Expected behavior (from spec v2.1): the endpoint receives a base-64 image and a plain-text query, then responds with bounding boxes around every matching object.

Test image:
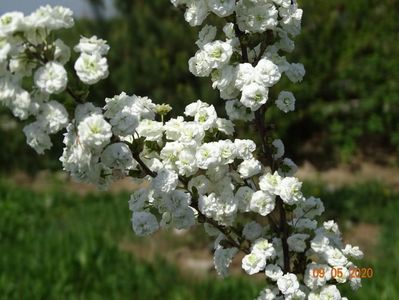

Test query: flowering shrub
[0,1,364,299]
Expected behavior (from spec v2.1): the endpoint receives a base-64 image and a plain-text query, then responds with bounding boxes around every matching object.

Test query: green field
[0,179,397,299]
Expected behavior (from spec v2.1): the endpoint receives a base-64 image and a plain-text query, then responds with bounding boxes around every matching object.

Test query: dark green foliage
[278,0,399,163]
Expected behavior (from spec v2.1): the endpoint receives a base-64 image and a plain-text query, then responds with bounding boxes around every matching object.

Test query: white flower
[236,2,278,33]
[323,220,341,235]
[128,188,148,212]
[172,206,196,229]
[0,38,11,62]
[23,122,52,154]
[179,122,205,145]
[53,39,71,65]
[277,273,299,295]
[152,168,179,194]
[273,0,292,8]
[235,186,255,213]
[164,116,184,140]
[218,140,237,164]
[214,247,238,277]
[292,218,317,231]
[101,142,135,170]
[176,147,198,176]
[0,74,18,105]
[278,176,305,205]
[240,83,269,111]
[75,103,102,123]
[287,233,309,252]
[286,63,305,83]
[9,55,37,78]
[235,63,254,90]
[259,171,282,194]
[311,233,330,254]
[216,118,235,136]
[272,139,284,159]
[194,105,218,130]
[279,157,298,176]
[9,89,33,120]
[325,247,348,267]
[34,61,67,94]
[184,99,209,117]
[319,285,342,300]
[26,5,74,31]
[189,50,212,77]
[207,0,235,17]
[184,0,209,26]
[265,264,283,281]
[196,25,217,48]
[279,5,303,37]
[242,221,262,241]
[255,58,281,87]
[342,244,364,260]
[77,114,112,150]
[74,35,110,55]
[0,12,24,37]
[250,190,276,216]
[238,158,262,178]
[223,22,235,39]
[252,238,275,258]
[242,252,266,275]
[162,189,188,211]
[137,119,164,141]
[131,211,159,236]
[212,64,237,93]
[285,290,306,300]
[234,139,256,160]
[198,192,237,224]
[196,142,221,169]
[242,239,275,275]
[74,53,109,84]
[104,92,151,136]
[37,100,69,133]
[203,40,233,69]
[236,59,281,91]
[112,110,140,137]
[294,196,325,219]
[256,288,279,300]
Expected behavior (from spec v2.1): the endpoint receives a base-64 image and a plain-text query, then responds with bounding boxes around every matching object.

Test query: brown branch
[232,17,292,273]
[233,14,248,63]
[132,153,157,178]
[277,197,291,273]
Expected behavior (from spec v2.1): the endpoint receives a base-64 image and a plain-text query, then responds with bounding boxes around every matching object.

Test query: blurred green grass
[0,179,398,299]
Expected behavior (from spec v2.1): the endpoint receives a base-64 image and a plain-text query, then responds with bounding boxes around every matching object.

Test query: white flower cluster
[0,6,74,153]
[0,6,109,154]
[176,0,305,114]
[74,35,109,84]
[1,3,363,300]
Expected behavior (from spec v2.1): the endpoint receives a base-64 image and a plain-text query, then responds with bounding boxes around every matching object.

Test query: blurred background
[0,0,398,299]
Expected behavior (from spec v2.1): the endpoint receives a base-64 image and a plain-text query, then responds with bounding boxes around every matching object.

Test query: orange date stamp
[312,267,374,279]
